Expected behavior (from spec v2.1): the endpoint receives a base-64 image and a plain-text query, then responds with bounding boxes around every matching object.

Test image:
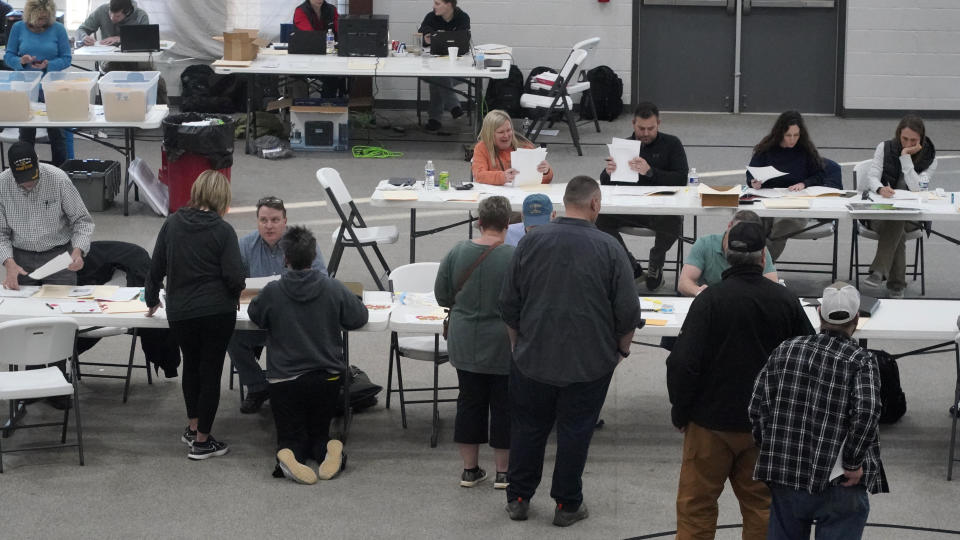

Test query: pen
[45,303,55,310]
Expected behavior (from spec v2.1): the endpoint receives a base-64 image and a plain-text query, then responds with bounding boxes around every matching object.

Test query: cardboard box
[698,184,741,207]
[221,29,268,61]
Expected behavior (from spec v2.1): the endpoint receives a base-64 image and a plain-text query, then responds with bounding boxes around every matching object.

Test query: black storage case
[337,14,389,57]
[61,159,121,212]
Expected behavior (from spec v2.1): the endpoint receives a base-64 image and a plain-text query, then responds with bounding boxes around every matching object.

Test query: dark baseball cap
[727,221,765,252]
[8,142,39,184]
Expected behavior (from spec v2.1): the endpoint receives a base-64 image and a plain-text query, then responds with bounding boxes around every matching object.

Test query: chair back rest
[571,37,600,74]
[316,168,354,216]
[852,159,872,191]
[0,317,78,369]
[389,262,440,293]
[557,49,588,89]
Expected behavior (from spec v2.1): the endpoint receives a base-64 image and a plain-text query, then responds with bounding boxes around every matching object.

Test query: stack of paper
[28,252,72,280]
[510,147,548,186]
[746,166,788,184]
[607,138,643,184]
[99,300,149,314]
[0,285,40,298]
[58,301,102,313]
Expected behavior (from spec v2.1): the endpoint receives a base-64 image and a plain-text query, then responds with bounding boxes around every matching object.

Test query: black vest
[880,136,935,188]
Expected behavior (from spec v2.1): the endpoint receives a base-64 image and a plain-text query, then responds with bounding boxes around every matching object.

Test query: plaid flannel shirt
[0,164,94,264]
[749,330,889,494]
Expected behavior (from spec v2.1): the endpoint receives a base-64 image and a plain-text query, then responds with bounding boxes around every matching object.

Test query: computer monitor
[337,14,389,58]
[430,30,470,56]
[120,24,160,53]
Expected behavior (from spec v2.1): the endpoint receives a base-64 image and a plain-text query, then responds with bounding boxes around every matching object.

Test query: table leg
[123,128,131,216]
[474,77,484,138]
[410,209,417,264]
[244,75,255,155]
[949,342,960,480]
[2,401,26,438]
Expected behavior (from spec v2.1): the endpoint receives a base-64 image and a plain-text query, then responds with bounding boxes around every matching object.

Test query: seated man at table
[76,0,167,103]
[597,102,688,291]
[229,195,328,414]
[248,226,368,484]
[419,0,470,132]
[678,210,778,297]
[505,193,555,247]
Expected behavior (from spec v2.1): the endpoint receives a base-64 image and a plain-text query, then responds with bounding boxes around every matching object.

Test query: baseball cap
[8,142,39,184]
[821,282,860,324]
[726,221,765,252]
[521,193,552,227]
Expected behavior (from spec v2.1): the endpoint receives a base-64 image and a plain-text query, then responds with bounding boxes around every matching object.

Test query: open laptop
[430,29,470,56]
[120,24,160,52]
[288,30,327,55]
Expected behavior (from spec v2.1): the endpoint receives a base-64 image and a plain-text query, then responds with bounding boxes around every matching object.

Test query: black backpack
[580,65,623,122]
[483,64,523,117]
[179,65,240,114]
[335,365,383,415]
[871,349,907,424]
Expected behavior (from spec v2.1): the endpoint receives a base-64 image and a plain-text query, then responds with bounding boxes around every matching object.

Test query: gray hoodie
[248,269,369,380]
[77,2,149,41]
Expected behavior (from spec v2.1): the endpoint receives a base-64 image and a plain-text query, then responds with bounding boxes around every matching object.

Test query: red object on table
[159,149,231,213]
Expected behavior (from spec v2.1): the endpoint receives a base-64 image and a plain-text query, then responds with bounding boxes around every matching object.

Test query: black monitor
[337,14,389,58]
[120,24,160,53]
[288,30,326,55]
[430,30,470,57]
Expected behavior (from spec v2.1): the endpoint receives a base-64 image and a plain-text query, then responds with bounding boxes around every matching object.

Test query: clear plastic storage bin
[41,71,99,122]
[98,71,161,122]
[0,71,43,122]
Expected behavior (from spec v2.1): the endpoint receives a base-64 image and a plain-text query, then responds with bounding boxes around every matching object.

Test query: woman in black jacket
[146,170,245,460]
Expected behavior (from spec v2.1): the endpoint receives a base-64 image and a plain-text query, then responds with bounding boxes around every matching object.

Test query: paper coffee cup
[448,46,459,61]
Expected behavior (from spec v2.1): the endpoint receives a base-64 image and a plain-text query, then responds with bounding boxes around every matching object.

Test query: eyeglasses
[256,196,285,210]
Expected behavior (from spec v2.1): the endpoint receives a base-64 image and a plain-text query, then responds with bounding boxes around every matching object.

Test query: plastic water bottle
[424,160,436,191]
[688,167,700,202]
[326,29,335,55]
[919,176,929,192]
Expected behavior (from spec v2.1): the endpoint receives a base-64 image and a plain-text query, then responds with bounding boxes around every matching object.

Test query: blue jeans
[768,484,869,540]
[427,77,462,121]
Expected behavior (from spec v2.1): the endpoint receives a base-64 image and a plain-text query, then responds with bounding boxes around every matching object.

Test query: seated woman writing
[472,110,553,186]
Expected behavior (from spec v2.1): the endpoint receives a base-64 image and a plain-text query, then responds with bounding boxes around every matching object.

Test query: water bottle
[688,167,700,202]
[918,176,929,192]
[326,29,335,55]
[424,160,436,191]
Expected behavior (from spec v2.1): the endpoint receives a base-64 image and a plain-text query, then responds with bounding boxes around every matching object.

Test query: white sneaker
[863,271,883,288]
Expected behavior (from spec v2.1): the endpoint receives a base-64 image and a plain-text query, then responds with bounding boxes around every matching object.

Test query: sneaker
[276,448,318,485]
[632,261,645,279]
[553,502,589,527]
[460,467,488,488]
[887,287,905,299]
[450,106,464,119]
[188,436,229,460]
[506,498,529,521]
[645,266,664,291]
[318,439,344,480]
[863,271,883,288]
[240,390,269,414]
[424,119,442,132]
[494,472,509,490]
[180,426,197,447]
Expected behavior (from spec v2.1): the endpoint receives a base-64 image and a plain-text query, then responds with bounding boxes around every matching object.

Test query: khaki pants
[865,220,920,291]
[676,422,770,540]
[762,217,810,261]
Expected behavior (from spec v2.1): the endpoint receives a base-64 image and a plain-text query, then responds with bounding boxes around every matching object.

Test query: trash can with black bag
[159,113,234,213]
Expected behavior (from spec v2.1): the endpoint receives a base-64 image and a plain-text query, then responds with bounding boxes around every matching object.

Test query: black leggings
[270,370,342,464]
[170,312,236,434]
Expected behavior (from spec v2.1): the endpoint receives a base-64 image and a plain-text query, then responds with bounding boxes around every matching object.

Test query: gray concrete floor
[2,109,960,539]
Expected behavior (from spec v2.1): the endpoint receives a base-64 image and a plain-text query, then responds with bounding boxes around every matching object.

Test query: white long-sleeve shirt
[865,141,937,193]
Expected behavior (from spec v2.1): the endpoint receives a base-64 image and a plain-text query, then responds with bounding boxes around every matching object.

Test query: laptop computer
[288,30,327,55]
[430,30,470,56]
[120,24,160,52]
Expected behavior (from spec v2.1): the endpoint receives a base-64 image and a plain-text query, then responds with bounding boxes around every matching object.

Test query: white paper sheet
[868,189,920,201]
[28,251,72,280]
[746,166,788,184]
[510,147,548,186]
[245,275,281,289]
[106,287,142,301]
[829,437,847,481]
[0,285,39,298]
[58,300,102,314]
[607,137,644,184]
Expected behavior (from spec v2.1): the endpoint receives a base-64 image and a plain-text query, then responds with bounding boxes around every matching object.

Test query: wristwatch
[618,348,631,358]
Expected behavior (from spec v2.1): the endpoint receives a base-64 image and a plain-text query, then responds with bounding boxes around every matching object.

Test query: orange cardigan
[471,141,554,185]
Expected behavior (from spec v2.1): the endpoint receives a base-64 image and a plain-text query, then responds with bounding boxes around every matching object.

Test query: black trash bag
[162,112,235,170]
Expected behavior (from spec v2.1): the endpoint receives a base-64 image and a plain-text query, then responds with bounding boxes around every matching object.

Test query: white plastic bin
[0,71,43,122]
[98,71,160,122]
[41,71,99,122]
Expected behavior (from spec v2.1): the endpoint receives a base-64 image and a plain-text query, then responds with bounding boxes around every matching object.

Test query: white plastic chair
[520,48,589,155]
[529,38,602,136]
[386,262,456,447]
[849,159,925,293]
[0,317,83,472]
[316,168,399,290]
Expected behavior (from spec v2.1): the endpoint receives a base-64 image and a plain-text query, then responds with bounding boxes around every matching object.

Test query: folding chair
[386,262,457,448]
[0,317,83,473]
[520,48,588,156]
[530,38,602,134]
[316,167,399,290]
[75,326,148,403]
[848,160,925,294]
[618,226,685,291]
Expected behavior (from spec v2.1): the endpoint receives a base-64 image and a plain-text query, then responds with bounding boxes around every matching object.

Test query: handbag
[442,242,501,340]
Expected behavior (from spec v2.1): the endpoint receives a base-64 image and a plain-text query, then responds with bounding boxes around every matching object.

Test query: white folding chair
[386,262,456,447]
[0,317,83,473]
[316,167,399,290]
[521,48,589,155]
[534,37,603,135]
[848,159,925,294]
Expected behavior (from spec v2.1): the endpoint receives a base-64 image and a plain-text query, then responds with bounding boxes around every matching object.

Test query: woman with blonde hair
[472,109,553,185]
[146,171,246,460]
[3,0,71,165]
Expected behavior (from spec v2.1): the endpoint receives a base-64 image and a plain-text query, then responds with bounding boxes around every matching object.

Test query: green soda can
[438,171,450,190]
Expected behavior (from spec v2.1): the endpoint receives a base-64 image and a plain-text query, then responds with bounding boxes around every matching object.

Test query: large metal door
[634,0,840,113]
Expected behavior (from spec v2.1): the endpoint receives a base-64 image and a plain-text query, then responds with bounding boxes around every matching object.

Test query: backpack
[483,64,523,118]
[871,349,907,424]
[335,365,383,415]
[580,65,623,122]
[179,64,240,114]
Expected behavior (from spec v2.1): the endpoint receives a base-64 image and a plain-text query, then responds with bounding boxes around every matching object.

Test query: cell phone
[453,182,473,190]
[388,177,415,186]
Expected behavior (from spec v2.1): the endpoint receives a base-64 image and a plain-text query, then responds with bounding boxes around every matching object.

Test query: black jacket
[880,136,936,188]
[248,268,368,379]
[418,7,470,35]
[145,207,245,322]
[599,132,688,187]
[666,264,814,432]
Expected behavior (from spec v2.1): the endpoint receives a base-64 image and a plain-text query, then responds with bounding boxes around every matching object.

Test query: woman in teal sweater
[435,195,515,490]
[3,0,71,166]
